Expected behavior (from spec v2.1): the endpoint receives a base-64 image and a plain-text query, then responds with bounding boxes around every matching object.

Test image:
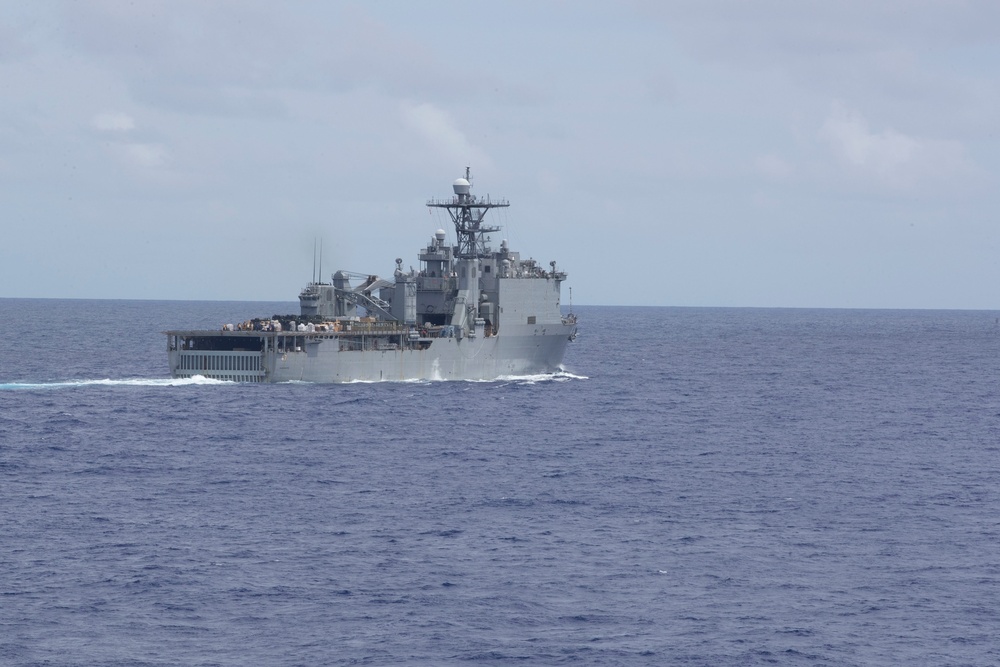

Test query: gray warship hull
[166,320,574,384]
[165,170,577,383]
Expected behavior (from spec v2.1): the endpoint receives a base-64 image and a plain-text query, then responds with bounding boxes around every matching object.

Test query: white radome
[452,178,471,196]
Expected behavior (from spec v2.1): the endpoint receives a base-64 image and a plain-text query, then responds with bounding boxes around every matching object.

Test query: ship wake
[0,375,231,391]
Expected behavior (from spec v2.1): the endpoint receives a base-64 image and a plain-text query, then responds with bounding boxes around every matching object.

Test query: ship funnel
[452,178,471,196]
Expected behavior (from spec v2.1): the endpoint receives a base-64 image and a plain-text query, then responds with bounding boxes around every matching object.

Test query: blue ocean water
[2,298,999,666]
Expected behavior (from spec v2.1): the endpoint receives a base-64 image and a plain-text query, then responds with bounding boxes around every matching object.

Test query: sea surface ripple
[2,299,999,665]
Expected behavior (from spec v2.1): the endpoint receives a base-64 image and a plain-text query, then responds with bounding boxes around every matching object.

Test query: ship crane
[336,287,394,321]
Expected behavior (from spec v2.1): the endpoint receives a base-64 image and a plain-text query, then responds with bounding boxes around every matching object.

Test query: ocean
[2,298,999,666]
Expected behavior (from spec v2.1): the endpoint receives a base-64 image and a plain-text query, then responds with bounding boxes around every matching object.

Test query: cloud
[818,101,974,191]
[629,1,1000,134]
[0,19,31,61]
[400,101,492,169]
[120,142,167,168]
[89,112,167,168]
[755,153,793,181]
[57,2,485,119]
[93,111,135,132]
[633,1,1000,63]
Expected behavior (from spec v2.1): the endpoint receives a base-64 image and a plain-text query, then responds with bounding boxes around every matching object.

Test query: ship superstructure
[165,170,577,382]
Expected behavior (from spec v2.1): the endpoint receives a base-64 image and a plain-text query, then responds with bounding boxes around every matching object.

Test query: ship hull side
[167,324,574,383]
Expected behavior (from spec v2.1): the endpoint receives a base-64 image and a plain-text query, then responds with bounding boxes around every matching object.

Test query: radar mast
[426,167,507,259]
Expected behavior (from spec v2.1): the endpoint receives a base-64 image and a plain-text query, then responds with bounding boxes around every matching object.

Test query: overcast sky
[2,1,999,308]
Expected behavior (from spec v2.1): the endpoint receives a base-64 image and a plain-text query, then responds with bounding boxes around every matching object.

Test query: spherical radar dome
[452,178,471,196]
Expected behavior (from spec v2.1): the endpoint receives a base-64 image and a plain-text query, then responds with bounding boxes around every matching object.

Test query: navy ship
[165,170,577,382]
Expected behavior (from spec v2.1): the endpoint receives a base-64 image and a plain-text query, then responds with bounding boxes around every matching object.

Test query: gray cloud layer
[2,1,998,307]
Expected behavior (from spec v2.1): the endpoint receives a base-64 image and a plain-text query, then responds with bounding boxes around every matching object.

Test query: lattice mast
[426,167,507,258]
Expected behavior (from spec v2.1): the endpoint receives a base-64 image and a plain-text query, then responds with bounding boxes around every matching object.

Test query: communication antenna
[311,238,325,284]
[426,167,507,259]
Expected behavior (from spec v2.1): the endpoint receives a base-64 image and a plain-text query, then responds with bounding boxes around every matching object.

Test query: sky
[2,1,999,308]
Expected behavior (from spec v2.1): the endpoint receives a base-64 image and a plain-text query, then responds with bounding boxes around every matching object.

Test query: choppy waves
[4,302,1000,665]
